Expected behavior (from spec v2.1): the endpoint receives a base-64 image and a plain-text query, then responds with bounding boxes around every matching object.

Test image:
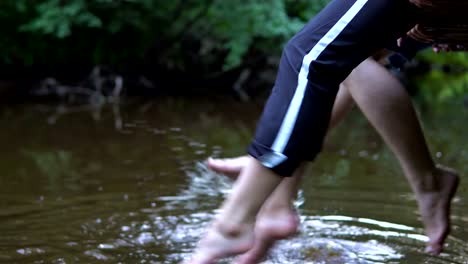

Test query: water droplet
[84,250,108,260]
[140,224,151,231]
[98,243,115,249]
[66,241,79,247]
[136,232,154,245]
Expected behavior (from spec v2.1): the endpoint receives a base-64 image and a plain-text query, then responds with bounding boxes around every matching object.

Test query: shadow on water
[0,97,466,263]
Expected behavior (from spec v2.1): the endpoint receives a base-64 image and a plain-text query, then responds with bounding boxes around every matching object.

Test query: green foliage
[0,0,329,69]
[198,0,305,69]
[285,0,331,20]
[413,50,468,102]
[192,0,332,69]
[5,0,465,104]
[420,50,468,67]
[1,0,180,65]
[20,0,102,38]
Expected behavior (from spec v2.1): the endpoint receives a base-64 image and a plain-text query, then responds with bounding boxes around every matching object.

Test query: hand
[397,37,404,47]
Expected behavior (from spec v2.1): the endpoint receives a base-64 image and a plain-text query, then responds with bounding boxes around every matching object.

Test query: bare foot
[184,222,255,264]
[234,209,300,264]
[207,156,250,178]
[416,165,460,255]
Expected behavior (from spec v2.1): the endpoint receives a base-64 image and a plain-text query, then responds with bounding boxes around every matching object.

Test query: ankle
[213,220,254,238]
[259,203,295,218]
[414,165,458,194]
[418,169,442,193]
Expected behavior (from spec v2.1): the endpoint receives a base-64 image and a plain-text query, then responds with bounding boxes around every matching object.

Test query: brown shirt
[407,0,468,45]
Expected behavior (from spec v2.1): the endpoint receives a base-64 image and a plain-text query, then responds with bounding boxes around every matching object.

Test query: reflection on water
[0,98,466,263]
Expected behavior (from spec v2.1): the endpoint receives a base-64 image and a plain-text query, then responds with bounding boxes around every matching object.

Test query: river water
[0,98,466,263]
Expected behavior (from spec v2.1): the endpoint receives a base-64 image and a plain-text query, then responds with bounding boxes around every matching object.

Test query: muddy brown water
[0,98,466,263]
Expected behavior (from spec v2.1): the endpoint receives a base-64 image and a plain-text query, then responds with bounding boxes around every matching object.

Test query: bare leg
[190,91,360,263]
[233,164,304,264]
[205,86,355,264]
[186,158,283,264]
[202,58,460,262]
[345,58,459,254]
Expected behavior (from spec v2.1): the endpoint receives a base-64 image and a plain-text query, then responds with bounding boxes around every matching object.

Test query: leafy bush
[0,0,466,102]
[0,0,328,69]
[413,50,468,102]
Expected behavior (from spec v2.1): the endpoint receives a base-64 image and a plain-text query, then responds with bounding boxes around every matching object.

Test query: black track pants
[248,0,417,176]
